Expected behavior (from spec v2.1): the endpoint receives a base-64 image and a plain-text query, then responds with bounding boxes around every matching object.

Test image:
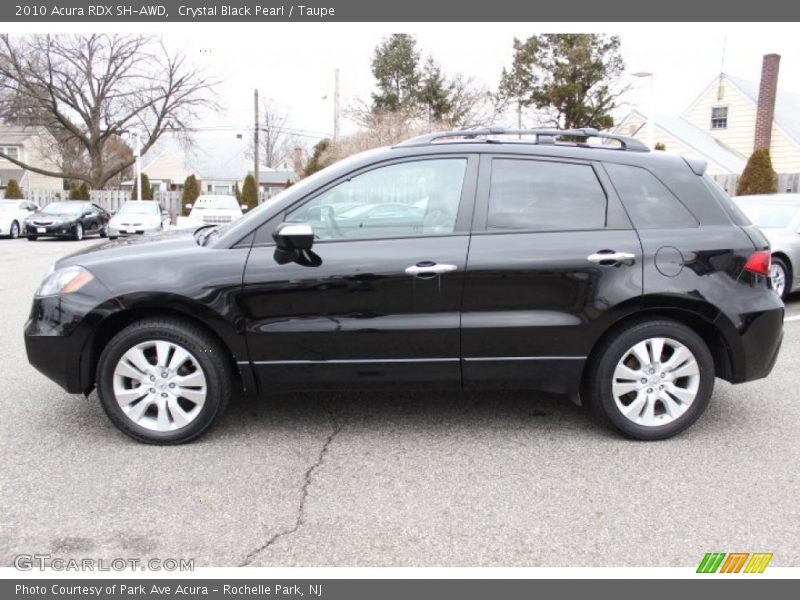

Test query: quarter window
[286,159,467,241]
[487,159,607,231]
[711,106,728,130]
[605,163,698,229]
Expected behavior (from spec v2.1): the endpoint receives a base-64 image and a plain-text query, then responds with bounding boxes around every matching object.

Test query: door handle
[405,262,458,276]
[587,251,636,265]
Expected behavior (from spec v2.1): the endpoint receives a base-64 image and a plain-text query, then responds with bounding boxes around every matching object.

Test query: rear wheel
[96,318,233,444]
[74,223,84,241]
[584,320,714,440]
[99,223,108,238]
[10,221,20,239]
[770,256,790,301]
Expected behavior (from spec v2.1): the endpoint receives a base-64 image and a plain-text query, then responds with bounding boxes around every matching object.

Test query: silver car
[734,194,800,300]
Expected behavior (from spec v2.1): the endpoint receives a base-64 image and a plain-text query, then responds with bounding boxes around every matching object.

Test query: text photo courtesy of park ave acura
[2,4,800,587]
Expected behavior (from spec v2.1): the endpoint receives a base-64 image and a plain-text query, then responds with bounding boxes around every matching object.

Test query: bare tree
[0,34,216,189]
[251,99,295,169]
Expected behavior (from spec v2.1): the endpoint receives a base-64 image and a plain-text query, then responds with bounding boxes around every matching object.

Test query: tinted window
[286,159,467,241]
[606,163,698,229]
[487,159,607,231]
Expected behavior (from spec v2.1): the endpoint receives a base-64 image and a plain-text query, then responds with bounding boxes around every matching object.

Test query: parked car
[108,200,171,239]
[175,195,248,230]
[733,194,800,300]
[24,201,111,241]
[0,200,39,239]
[24,127,784,444]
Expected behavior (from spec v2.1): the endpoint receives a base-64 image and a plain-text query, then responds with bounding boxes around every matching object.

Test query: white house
[615,54,800,175]
[0,125,64,193]
[139,134,299,196]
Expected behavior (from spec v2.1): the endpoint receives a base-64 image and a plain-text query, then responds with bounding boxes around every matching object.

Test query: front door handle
[587,251,636,265]
[405,262,458,276]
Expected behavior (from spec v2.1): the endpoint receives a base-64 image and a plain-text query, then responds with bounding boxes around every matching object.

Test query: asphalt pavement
[1,237,799,567]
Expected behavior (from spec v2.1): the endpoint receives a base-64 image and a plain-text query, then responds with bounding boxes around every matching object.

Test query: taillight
[744,250,771,276]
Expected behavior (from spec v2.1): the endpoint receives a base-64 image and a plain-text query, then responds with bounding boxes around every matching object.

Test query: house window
[710,106,728,130]
[1,146,20,160]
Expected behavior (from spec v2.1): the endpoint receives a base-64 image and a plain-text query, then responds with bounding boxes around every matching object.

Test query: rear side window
[605,163,698,229]
[488,159,607,231]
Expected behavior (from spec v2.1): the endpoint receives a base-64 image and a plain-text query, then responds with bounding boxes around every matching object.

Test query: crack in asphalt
[239,400,343,567]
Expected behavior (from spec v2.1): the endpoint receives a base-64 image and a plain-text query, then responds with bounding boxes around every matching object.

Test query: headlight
[36,266,94,297]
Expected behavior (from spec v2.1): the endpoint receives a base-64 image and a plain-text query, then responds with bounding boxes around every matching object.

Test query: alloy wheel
[611,337,701,427]
[112,340,207,432]
[770,262,786,298]
[10,221,19,239]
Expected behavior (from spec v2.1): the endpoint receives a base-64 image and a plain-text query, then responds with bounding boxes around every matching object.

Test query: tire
[99,223,108,238]
[96,318,233,444]
[770,256,790,301]
[10,220,20,239]
[26,235,37,241]
[584,319,715,441]
[74,223,84,241]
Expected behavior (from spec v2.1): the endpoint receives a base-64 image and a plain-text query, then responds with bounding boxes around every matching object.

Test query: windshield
[0,201,19,212]
[736,201,800,228]
[118,202,158,215]
[41,202,86,215]
[193,196,240,210]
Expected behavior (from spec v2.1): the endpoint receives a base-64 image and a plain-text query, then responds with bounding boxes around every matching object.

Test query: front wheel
[10,220,20,239]
[96,318,233,444]
[584,320,714,440]
[99,223,108,238]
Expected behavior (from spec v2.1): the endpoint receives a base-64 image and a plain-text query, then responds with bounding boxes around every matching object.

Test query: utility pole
[333,69,341,141]
[253,88,260,201]
[133,130,142,202]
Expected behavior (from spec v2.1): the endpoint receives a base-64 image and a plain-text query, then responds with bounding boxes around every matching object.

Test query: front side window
[711,106,728,130]
[286,158,467,241]
[487,159,607,231]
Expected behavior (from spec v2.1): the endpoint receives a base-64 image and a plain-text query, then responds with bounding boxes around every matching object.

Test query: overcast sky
[26,22,800,146]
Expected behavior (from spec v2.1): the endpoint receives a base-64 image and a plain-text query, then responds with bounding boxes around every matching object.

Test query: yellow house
[615,55,800,175]
[0,126,64,193]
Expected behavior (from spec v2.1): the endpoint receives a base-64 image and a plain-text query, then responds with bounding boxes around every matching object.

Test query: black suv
[24,128,784,444]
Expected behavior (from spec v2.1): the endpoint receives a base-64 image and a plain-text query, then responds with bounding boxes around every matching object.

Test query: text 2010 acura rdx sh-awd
[25,128,784,444]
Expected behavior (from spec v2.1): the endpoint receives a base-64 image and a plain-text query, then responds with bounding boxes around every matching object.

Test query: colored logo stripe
[697,553,726,573]
[744,553,773,573]
[719,553,749,573]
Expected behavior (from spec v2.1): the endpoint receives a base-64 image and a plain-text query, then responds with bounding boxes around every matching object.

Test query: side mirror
[184,203,193,210]
[273,223,314,251]
[272,223,316,265]
[241,204,249,211]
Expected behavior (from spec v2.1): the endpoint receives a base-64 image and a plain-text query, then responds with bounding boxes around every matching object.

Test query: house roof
[249,169,298,185]
[616,110,747,173]
[724,73,800,147]
[0,125,36,144]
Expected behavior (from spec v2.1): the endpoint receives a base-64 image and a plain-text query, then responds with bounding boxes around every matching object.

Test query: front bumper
[109,224,161,236]
[25,223,77,237]
[24,278,117,394]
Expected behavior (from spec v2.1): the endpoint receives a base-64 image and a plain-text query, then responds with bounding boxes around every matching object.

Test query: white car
[0,200,39,239]
[108,200,171,239]
[175,195,248,230]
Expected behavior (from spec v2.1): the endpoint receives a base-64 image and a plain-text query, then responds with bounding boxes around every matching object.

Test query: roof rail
[395,127,650,152]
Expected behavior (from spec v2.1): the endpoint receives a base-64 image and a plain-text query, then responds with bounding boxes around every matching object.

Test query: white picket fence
[711,173,800,196]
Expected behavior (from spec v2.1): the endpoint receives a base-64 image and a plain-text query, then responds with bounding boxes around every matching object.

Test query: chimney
[292,146,304,175]
[754,53,781,151]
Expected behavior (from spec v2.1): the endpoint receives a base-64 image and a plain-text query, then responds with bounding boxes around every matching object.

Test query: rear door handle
[587,251,636,265]
[405,262,458,276]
